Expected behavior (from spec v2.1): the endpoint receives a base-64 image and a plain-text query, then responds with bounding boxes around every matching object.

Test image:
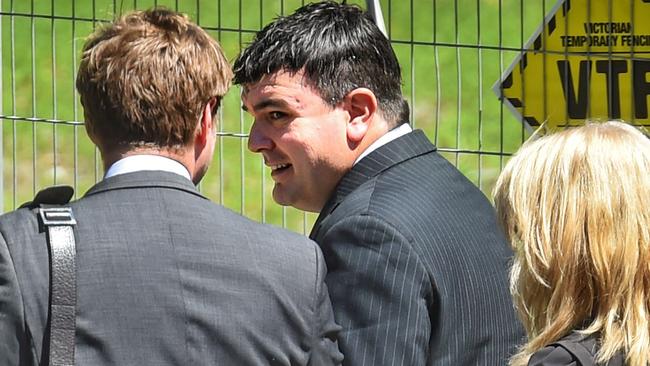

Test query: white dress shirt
[104,154,191,181]
[354,123,413,165]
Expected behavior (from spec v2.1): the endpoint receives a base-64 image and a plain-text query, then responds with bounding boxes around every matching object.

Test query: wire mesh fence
[2,0,642,233]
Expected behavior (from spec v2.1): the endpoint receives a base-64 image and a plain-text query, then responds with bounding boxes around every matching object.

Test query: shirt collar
[105,154,192,181]
[354,123,413,166]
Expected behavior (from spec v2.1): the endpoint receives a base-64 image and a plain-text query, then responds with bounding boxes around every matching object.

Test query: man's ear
[195,98,217,148]
[345,88,377,143]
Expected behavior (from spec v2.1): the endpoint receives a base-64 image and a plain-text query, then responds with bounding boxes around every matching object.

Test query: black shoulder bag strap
[39,206,77,366]
[29,186,77,366]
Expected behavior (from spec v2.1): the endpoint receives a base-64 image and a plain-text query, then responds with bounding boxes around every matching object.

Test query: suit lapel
[310,129,436,238]
[83,171,209,201]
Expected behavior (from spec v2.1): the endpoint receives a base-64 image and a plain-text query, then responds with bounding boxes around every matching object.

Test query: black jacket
[311,130,525,365]
[529,331,625,366]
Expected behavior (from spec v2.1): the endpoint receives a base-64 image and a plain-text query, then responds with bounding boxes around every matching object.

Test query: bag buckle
[39,207,77,226]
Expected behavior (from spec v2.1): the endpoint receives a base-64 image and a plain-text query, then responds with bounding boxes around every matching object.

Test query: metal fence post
[0,0,4,213]
[366,0,387,37]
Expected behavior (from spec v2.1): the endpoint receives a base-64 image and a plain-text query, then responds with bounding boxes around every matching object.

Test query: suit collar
[353,123,413,165]
[84,170,208,201]
[310,129,435,237]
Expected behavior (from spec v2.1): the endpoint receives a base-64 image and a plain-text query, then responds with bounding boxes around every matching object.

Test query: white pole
[0,0,4,212]
[366,0,388,37]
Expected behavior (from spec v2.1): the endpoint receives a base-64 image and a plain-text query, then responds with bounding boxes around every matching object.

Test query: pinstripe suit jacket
[310,130,524,365]
[0,171,342,366]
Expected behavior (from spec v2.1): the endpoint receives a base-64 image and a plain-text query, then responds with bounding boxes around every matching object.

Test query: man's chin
[272,183,329,212]
[272,185,307,210]
[272,186,292,208]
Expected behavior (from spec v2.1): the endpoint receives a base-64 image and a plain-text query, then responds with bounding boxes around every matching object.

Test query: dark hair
[233,1,406,127]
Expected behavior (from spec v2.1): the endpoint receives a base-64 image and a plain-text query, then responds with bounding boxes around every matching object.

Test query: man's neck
[102,147,195,180]
[104,154,192,180]
[354,123,412,165]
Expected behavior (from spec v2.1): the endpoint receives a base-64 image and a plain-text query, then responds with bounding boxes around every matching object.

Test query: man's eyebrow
[242,98,290,112]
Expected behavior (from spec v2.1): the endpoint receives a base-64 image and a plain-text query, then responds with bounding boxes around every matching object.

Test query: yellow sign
[495,0,650,130]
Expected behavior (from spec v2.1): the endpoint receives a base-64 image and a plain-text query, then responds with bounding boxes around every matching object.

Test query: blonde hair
[76,8,232,150]
[493,121,650,366]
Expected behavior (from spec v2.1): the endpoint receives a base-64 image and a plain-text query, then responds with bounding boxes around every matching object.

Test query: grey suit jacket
[311,130,524,365]
[0,171,343,365]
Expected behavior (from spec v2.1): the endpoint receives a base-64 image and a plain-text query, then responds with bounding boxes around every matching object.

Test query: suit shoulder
[219,212,324,286]
[332,149,507,249]
[208,203,319,255]
[369,151,495,217]
[337,179,377,216]
[0,207,41,238]
[375,150,488,199]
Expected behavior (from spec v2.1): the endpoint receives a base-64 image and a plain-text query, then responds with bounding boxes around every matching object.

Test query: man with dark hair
[0,8,342,365]
[235,1,524,365]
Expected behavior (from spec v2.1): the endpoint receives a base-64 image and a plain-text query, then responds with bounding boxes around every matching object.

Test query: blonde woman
[493,121,650,366]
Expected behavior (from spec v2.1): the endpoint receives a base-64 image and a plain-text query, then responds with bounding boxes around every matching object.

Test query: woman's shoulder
[527,331,624,366]
[528,345,579,366]
[529,331,595,365]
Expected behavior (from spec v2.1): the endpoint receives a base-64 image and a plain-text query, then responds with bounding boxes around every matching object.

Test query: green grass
[0,0,544,233]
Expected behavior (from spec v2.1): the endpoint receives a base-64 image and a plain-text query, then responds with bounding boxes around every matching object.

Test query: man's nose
[248,121,274,153]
